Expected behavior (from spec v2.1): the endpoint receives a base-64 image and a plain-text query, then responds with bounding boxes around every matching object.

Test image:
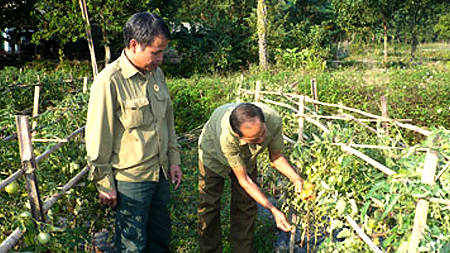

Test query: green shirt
[85,52,181,193]
[198,103,284,178]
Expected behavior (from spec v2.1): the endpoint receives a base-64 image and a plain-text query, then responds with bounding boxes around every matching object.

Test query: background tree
[257,0,268,69]
[435,12,450,42]
[32,0,175,64]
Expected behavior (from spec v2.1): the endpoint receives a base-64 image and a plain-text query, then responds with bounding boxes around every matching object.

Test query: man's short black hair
[124,12,171,49]
[230,103,265,137]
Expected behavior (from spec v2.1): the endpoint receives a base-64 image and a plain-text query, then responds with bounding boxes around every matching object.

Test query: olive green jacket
[85,52,181,193]
[198,103,284,178]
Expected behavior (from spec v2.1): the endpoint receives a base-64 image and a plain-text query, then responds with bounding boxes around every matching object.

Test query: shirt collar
[119,51,140,79]
[119,51,157,79]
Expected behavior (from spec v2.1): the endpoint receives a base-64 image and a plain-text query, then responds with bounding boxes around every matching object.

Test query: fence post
[255,80,261,102]
[15,116,45,227]
[298,95,305,142]
[380,96,388,135]
[83,76,88,93]
[237,75,243,103]
[31,76,42,136]
[311,79,318,112]
[408,149,438,253]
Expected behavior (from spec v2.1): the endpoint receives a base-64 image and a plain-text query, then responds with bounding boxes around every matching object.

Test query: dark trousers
[198,160,257,253]
[115,172,170,253]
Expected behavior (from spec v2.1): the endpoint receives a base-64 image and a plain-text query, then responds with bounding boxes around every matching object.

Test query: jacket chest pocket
[150,89,169,120]
[120,97,152,129]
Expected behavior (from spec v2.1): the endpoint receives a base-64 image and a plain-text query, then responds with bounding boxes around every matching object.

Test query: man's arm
[231,165,291,232]
[86,74,117,206]
[270,151,303,192]
[164,77,182,189]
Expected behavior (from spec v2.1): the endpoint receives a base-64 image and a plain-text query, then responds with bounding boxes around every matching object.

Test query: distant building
[1,28,35,56]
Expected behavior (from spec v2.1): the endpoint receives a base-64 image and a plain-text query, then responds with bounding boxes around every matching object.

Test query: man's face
[128,35,169,72]
[239,118,267,145]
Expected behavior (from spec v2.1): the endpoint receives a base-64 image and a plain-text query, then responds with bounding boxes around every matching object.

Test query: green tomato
[37,232,51,244]
[5,181,19,194]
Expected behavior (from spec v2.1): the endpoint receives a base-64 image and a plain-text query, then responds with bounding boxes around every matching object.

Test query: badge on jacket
[153,84,160,92]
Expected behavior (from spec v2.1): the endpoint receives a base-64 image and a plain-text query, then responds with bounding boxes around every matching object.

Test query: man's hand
[271,208,291,232]
[170,164,183,190]
[99,189,117,208]
[294,179,303,193]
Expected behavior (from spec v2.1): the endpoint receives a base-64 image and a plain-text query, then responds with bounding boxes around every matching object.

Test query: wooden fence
[0,77,89,253]
[240,80,448,253]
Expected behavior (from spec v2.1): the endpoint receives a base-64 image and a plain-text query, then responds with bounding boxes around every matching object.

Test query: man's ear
[128,39,139,53]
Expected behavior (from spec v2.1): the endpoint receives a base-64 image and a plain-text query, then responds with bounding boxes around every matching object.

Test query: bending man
[198,102,303,253]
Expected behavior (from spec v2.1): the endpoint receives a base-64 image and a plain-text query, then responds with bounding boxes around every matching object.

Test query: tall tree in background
[32,0,174,64]
[402,0,436,59]
[257,0,268,69]
[435,12,450,42]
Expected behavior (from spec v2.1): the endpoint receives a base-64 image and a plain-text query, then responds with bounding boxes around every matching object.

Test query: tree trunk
[257,0,268,70]
[383,16,388,64]
[410,11,417,60]
[102,29,111,65]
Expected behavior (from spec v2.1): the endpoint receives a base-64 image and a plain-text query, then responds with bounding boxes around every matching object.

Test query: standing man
[198,102,303,253]
[85,12,182,253]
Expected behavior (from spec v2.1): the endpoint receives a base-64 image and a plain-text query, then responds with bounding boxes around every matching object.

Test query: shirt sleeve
[267,114,285,154]
[166,97,181,166]
[85,73,116,193]
[220,132,245,168]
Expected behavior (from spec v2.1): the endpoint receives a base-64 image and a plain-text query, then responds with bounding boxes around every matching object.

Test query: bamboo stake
[43,166,89,211]
[429,198,450,207]
[283,134,297,144]
[304,117,330,134]
[16,116,45,226]
[346,215,384,253]
[390,122,431,136]
[311,79,318,112]
[289,213,297,253]
[380,96,389,135]
[298,95,305,142]
[331,143,404,150]
[0,170,22,191]
[261,98,299,113]
[304,97,381,119]
[83,76,88,93]
[0,228,23,253]
[435,161,450,182]
[237,76,242,103]
[32,138,68,143]
[79,0,98,78]
[408,150,438,253]
[35,126,85,163]
[341,145,396,176]
[255,80,261,102]
[31,76,42,137]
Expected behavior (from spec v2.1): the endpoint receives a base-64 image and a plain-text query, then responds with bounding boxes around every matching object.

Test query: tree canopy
[2,0,449,74]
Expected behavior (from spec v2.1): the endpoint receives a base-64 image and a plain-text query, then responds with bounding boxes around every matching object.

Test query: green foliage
[274,47,327,72]
[168,75,235,132]
[435,12,450,41]
[283,121,450,252]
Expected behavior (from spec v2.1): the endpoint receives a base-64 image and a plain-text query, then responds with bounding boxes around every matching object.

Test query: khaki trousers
[198,160,257,253]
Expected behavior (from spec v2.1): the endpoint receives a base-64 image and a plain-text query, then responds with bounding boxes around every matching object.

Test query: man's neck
[124,49,147,74]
